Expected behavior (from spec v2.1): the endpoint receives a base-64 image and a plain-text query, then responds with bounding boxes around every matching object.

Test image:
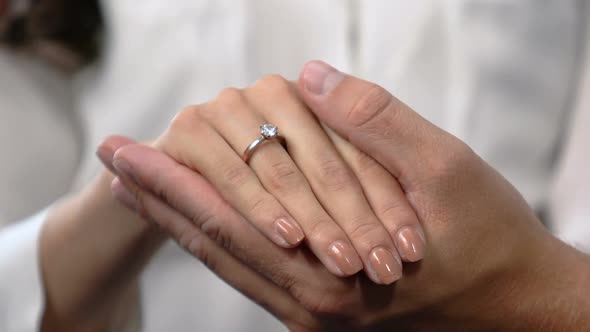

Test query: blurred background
[0,0,588,331]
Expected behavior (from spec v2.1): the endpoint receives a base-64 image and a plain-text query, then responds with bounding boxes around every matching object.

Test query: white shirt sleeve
[0,210,48,332]
[550,54,590,254]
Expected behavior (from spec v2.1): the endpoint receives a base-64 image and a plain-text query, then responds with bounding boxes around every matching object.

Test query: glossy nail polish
[368,247,402,284]
[396,226,426,262]
[327,241,363,276]
[274,218,305,247]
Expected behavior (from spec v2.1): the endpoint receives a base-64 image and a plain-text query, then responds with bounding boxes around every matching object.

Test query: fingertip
[97,135,136,172]
[395,225,426,263]
[299,60,344,96]
[96,145,115,172]
[326,241,364,277]
[274,218,305,248]
[367,246,403,285]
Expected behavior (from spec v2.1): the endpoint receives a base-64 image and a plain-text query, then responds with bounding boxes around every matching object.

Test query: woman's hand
[40,137,164,331]
[100,62,590,331]
[143,76,425,284]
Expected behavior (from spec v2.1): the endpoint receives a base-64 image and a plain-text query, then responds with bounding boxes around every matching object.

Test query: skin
[152,77,425,284]
[103,61,590,331]
[39,137,166,331]
[35,72,423,328]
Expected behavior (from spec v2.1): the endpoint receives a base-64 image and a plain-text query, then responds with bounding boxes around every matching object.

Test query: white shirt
[1,1,588,331]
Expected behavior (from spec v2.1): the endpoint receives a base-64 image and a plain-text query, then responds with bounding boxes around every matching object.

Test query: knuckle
[305,216,336,244]
[174,221,205,258]
[354,149,382,174]
[207,87,246,120]
[428,139,475,179]
[198,212,232,251]
[168,105,202,133]
[377,199,407,222]
[197,101,217,120]
[347,219,382,243]
[215,87,245,109]
[375,196,422,237]
[265,161,305,194]
[185,235,205,261]
[275,265,356,318]
[316,158,356,192]
[269,267,347,322]
[177,222,196,250]
[186,233,217,271]
[300,293,351,317]
[246,194,275,217]
[175,211,227,273]
[253,74,293,96]
[221,164,253,189]
[346,84,394,129]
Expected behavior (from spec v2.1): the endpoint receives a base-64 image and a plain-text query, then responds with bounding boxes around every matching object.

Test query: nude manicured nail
[368,247,402,285]
[327,241,363,276]
[274,218,305,247]
[395,226,426,262]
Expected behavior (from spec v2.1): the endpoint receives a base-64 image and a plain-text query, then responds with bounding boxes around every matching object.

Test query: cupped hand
[99,137,390,331]
[99,62,590,331]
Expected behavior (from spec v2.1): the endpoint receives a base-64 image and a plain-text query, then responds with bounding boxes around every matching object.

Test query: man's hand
[297,61,590,330]
[100,62,590,331]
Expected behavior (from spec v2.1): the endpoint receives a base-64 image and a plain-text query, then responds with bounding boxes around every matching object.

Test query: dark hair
[1,0,104,67]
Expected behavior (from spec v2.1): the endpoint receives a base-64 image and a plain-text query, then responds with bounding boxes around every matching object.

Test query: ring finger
[188,88,364,277]
[244,76,403,285]
[157,104,301,252]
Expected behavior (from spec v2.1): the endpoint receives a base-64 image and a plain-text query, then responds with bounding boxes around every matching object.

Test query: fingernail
[302,61,344,95]
[368,247,402,285]
[274,218,305,247]
[113,159,141,185]
[327,241,363,276]
[395,226,426,262]
[111,178,138,211]
[96,146,113,167]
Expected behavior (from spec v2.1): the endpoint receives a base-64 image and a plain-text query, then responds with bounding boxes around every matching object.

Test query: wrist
[44,170,162,249]
[77,169,162,239]
[452,231,590,331]
[41,170,165,325]
[502,236,590,331]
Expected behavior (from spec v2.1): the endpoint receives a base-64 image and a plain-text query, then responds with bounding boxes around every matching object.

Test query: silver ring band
[242,124,285,163]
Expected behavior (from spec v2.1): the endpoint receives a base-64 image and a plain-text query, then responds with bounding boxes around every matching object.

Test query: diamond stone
[260,124,278,138]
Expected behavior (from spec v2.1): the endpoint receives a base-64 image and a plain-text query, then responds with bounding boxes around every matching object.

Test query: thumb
[298,60,459,187]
